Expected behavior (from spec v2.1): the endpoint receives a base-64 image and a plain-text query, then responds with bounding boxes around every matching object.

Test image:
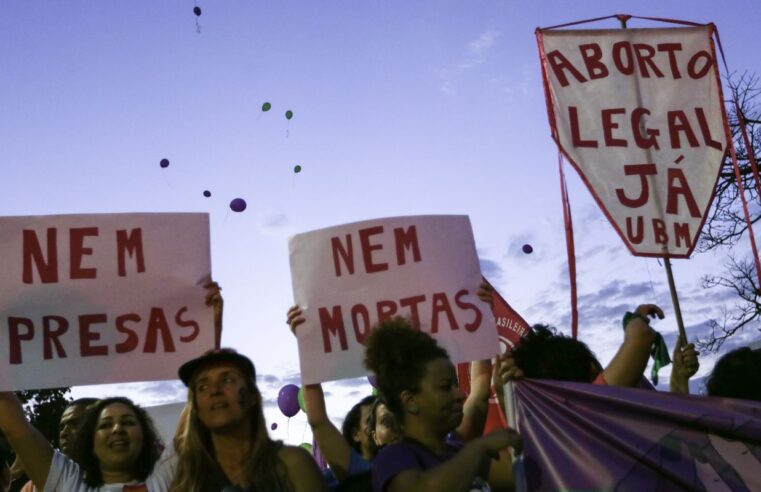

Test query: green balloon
[285,110,293,120]
[297,387,306,412]
[294,165,302,174]
[300,443,313,453]
[262,102,271,112]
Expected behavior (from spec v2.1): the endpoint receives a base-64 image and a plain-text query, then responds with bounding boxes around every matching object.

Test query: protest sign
[538,26,727,257]
[144,401,186,445]
[0,213,213,390]
[289,215,498,384]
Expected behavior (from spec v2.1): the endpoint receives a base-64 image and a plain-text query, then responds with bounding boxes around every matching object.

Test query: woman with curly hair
[365,318,521,492]
[171,348,326,492]
[0,393,175,491]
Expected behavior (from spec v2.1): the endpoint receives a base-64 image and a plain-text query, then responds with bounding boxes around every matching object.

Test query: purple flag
[512,380,761,491]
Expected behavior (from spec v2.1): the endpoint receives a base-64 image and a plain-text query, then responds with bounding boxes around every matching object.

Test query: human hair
[67,397,99,410]
[363,317,449,423]
[69,397,162,488]
[341,395,375,454]
[170,366,294,492]
[56,397,98,447]
[706,347,761,401]
[510,324,601,382]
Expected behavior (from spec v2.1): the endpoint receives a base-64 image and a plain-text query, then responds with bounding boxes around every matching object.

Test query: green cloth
[623,312,671,385]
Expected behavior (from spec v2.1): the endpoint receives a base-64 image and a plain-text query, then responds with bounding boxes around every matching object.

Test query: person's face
[372,403,401,447]
[92,403,144,475]
[59,404,87,457]
[353,404,374,457]
[412,357,465,433]
[194,362,254,431]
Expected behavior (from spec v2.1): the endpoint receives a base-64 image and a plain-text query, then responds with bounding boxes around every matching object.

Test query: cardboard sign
[0,213,213,390]
[538,26,727,257]
[289,215,498,384]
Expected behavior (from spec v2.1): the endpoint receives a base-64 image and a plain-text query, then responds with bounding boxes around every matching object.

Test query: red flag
[457,278,531,433]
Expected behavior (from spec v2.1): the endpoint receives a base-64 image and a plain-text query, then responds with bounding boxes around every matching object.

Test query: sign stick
[663,255,688,343]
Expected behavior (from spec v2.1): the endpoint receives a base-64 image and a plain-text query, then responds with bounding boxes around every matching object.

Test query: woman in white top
[0,393,175,491]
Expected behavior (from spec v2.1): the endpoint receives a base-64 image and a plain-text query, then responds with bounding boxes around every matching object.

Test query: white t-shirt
[43,447,177,492]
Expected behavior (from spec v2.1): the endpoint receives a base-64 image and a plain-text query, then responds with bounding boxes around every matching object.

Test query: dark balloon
[285,110,293,120]
[159,158,170,168]
[278,384,300,418]
[293,165,302,173]
[522,244,533,254]
[193,6,202,16]
[203,190,211,198]
[229,198,247,213]
[270,422,278,430]
[262,102,272,112]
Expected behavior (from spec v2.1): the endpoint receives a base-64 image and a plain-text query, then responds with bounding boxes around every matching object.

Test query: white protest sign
[289,215,498,384]
[145,401,186,445]
[538,26,727,257]
[0,213,214,390]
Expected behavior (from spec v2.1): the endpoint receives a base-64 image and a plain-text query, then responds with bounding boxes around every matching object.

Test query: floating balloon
[262,102,271,112]
[522,244,533,254]
[159,158,170,168]
[297,387,306,413]
[270,422,278,431]
[193,6,202,16]
[278,384,300,418]
[203,190,211,198]
[285,110,293,120]
[293,165,302,174]
[229,198,247,213]
[367,374,378,388]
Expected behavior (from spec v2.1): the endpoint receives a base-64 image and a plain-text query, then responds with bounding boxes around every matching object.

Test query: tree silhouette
[697,72,761,351]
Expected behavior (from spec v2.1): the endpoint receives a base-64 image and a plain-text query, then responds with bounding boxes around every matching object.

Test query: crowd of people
[0,281,758,492]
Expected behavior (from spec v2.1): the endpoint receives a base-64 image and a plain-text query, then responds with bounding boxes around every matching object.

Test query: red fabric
[457,280,532,432]
[558,155,579,339]
[592,372,608,386]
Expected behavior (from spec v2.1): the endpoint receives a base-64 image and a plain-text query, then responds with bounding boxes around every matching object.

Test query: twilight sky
[2,0,760,444]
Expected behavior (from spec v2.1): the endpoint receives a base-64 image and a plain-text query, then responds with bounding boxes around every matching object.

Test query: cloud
[256,210,289,234]
[479,257,504,281]
[458,29,501,71]
[437,29,501,94]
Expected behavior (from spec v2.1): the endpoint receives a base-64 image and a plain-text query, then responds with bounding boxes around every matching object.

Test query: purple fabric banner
[513,380,761,491]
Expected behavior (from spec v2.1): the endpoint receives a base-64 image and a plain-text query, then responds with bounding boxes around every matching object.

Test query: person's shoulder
[373,441,420,468]
[277,445,316,469]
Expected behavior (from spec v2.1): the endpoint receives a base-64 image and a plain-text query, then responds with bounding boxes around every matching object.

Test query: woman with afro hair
[365,317,521,492]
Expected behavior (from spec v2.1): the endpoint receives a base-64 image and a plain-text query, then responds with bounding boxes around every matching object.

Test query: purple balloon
[522,244,533,254]
[367,374,378,388]
[278,384,300,418]
[270,422,278,430]
[229,198,247,213]
[159,158,170,168]
[203,190,211,198]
